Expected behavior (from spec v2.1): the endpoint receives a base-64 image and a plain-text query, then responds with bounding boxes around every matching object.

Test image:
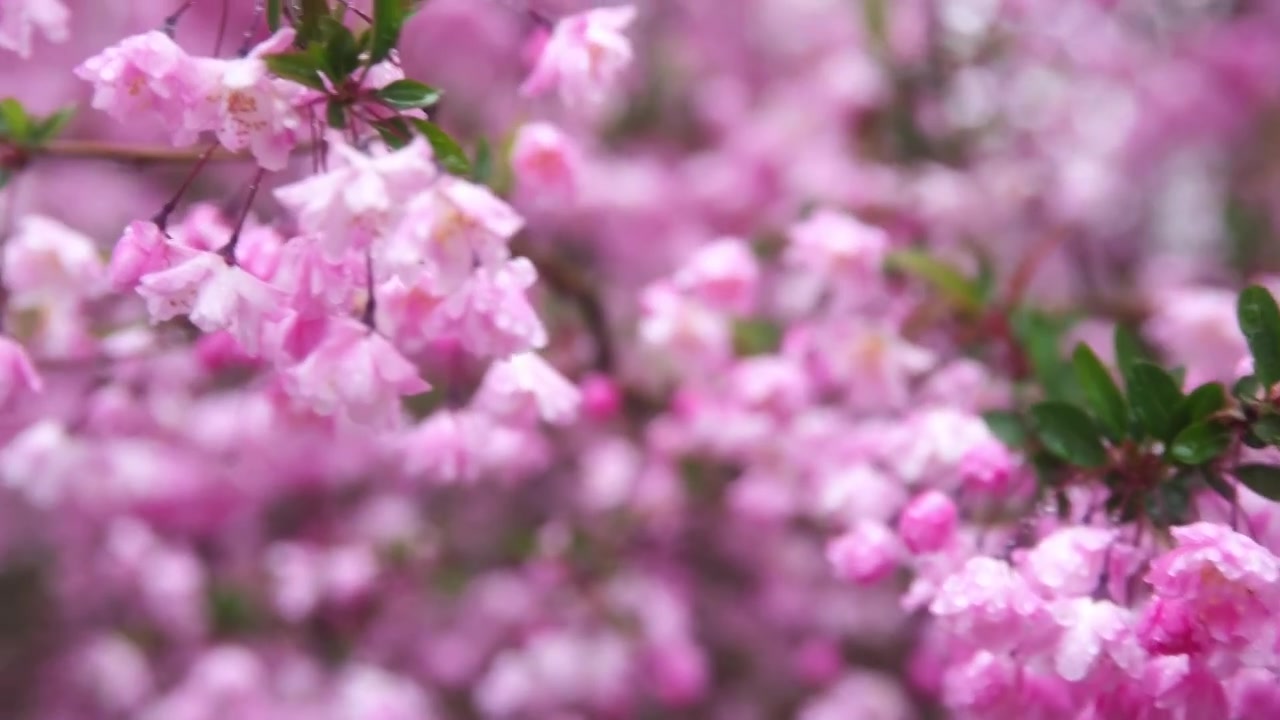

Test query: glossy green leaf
[1168,421,1231,466]
[1125,361,1185,441]
[1182,382,1227,423]
[1014,310,1079,402]
[982,410,1027,449]
[410,119,470,175]
[1234,464,1280,501]
[321,17,360,80]
[1073,342,1127,441]
[1030,401,1108,469]
[264,52,327,89]
[1114,325,1148,383]
[374,117,412,149]
[1234,374,1263,402]
[1238,285,1280,388]
[371,0,405,63]
[375,79,442,110]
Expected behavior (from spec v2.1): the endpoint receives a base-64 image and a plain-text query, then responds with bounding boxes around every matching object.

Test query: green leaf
[266,0,282,31]
[1238,285,1280,388]
[1201,469,1237,501]
[1233,284,1280,389]
[1234,374,1263,402]
[0,168,11,191]
[326,100,347,129]
[410,119,470,175]
[1182,382,1227,423]
[1251,415,1280,445]
[30,107,74,145]
[732,318,781,357]
[472,138,493,185]
[371,0,405,63]
[1125,362,1185,441]
[264,52,328,89]
[884,249,982,313]
[374,117,412,149]
[1234,464,1280,501]
[321,17,361,80]
[1114,325,1148,382]
[1013,309,1079,402]
[375,79,443,110]
[1030,401,1109,468]
[982,410,1027,449]
[0,98,32,142]
[1073,343,1128,441]
[1168,421,1232,466]
[298,0,331,45]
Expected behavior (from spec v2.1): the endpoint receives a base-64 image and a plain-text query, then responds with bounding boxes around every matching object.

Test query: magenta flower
[930,556,1051,653]
[108,221,188,291]
[511,121,582,205]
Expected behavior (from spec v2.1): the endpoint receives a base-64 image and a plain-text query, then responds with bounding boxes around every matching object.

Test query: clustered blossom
[6,0,1280,718]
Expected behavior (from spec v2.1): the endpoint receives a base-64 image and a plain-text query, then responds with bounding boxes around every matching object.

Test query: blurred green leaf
[1201,468,1237,501]
[0,97,32,142]
[1238,285,1280,388]
[884,249,982,314]
[1251,415,1280,445]
[266,0,282,31]
[1073,342,1127,441]
[298,0,330,45]
[1234,374,1263,402]
[732,318,782,357]
[1013,309,1079,402]
[326,100,346,129]
[321,17,360,79]
[982,410,1027,449]
[1030,401,1108,469]
[1234,464,1280,501]
[472,138,493,185]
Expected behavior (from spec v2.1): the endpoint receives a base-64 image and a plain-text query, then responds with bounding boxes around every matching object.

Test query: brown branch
[24,139,249,163]
[511,238,615,373]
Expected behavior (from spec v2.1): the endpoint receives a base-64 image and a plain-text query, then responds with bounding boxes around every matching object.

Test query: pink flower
[185,30,303,170]
[786,209,889,295]
[520,5,638,108]
[1048,598,1143,683]
[959,438,1019,495]
[285,318,429,428]
[0,0,67,57]
[898,490,958,554]
[670,238,760,315]
[108,221,189,290]
[0,335,42,406]
[579,373,622,422]
[638,283,732,367]
[930,556,1050,653]
[511,122,582,205]
[1141,522,1280,657]
[426,257,547,358]
[474,352,582,425]
[275,136,437,260]
[2,215,104,305]
[1021,526,1116,598]
[137,251,286,355]
[75,31,197,143]
[382,175,524,292]
[826,521,900,584]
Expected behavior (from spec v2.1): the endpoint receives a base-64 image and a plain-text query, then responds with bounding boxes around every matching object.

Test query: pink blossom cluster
[3,0,1280,718]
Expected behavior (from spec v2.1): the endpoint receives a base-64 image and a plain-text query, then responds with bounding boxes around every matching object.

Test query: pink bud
[579,373,622,421]
[898,491,958,554]
[650,642,708,706]
[959,439,1017,496]
[826,522,899,583]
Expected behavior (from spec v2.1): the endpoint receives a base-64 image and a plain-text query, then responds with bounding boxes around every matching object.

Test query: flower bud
[898,490,958,554]
[579,373,622,422]
[959,439,1017,496]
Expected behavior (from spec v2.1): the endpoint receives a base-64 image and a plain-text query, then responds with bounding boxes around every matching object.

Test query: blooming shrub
[3,0,1280,718]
